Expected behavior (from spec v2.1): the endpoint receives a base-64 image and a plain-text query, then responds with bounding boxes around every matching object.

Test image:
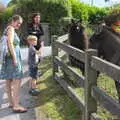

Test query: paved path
[0,46,51,120]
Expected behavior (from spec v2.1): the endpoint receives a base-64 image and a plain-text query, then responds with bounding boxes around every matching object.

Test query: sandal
[13,106,27,113]
[9,105,13,108]
[13,109,27,113]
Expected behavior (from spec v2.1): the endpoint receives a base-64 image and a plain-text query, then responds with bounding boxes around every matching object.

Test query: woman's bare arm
[7,26,17,65]
[40,36,44,57]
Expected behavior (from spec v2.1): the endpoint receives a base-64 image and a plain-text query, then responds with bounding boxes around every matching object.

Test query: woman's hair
[8,14,23,24]
[31,12,40,23]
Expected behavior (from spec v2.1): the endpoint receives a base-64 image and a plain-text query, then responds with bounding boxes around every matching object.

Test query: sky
[0,0,120,7]
[80,0,120,7]
[0,0,11,6]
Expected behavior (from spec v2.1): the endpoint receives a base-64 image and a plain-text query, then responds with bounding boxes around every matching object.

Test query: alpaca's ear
[71,19,75,24]
[77,18,82,24]
[76,20,80,25]
[76,20,81,26]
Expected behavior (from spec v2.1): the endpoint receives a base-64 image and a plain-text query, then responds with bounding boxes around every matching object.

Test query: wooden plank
[51,35,59,78]
[55,41,85,62]
[92,86,120,118]
[59,50,66,58]
[91,56,120,82]
[54,56,85,87]
[91,113,101,120]
[84,49,98,120]
[59,50,68,63]
[57,34,68,43]
[55,73,85,111]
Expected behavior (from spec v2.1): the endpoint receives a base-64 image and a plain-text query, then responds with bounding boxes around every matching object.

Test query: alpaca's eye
[77,26,79,30]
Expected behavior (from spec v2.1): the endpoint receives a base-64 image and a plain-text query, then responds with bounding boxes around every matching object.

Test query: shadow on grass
[19,75,37,120]
[33,57,82,120]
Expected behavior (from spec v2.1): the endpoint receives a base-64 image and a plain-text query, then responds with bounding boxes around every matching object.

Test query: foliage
[88,6,108,24]
[69,0,108,25]
[104,7,120,26]
[3,0,108,35]
[0,0,119,37]
[8,0,72,35]
[36,57,82,120]
[58,17,72,35]
[113,4,120,8]
[35,56,119,120]
[70,0,89,24]
[0,5,16,32]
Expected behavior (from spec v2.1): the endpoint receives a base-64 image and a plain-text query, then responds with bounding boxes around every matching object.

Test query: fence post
[51,35,58,79]
[84,49,97,120]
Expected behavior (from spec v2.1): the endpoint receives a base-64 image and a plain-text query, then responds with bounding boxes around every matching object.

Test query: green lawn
[35,57,82,120]
[35,56,119,120]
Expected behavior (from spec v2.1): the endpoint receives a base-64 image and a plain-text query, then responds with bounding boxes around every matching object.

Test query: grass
[97,74,119,120]
[35,57,82,120]
[35,56,119,120]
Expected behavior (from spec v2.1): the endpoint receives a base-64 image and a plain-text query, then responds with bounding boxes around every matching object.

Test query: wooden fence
[52,34,120,120]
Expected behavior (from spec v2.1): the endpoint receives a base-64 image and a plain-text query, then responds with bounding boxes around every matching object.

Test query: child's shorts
[29,66,38,79]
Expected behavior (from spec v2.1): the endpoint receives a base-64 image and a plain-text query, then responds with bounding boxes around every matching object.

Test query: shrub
[88,6,108,25]
[9,0,72,35]
[0,5,15,31]
[70,0,89,24]
[104,7,120,26]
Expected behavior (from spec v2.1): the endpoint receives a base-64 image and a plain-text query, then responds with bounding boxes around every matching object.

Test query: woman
[27,12,44,55]
[1,15,27,113]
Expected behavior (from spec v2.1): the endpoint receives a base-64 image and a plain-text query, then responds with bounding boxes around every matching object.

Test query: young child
[27,35,40,96]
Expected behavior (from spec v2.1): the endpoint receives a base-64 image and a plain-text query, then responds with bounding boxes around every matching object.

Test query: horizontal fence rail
[92,86,120,117]
[54,56,84,87]
[52,34,120,120]
[91,56,120,82]
[55,41,85,62]
[57,34,69,43]
[55,73,85,111]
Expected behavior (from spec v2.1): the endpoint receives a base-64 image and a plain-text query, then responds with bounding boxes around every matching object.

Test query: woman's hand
[13,57,17,67]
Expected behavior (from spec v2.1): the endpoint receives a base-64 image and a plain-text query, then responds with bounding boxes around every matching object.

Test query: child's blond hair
[27,35,37,41]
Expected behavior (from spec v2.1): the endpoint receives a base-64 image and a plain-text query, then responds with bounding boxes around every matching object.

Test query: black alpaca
[69,19,88,74]
[90,25,120,102]
[69,20,120,102]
